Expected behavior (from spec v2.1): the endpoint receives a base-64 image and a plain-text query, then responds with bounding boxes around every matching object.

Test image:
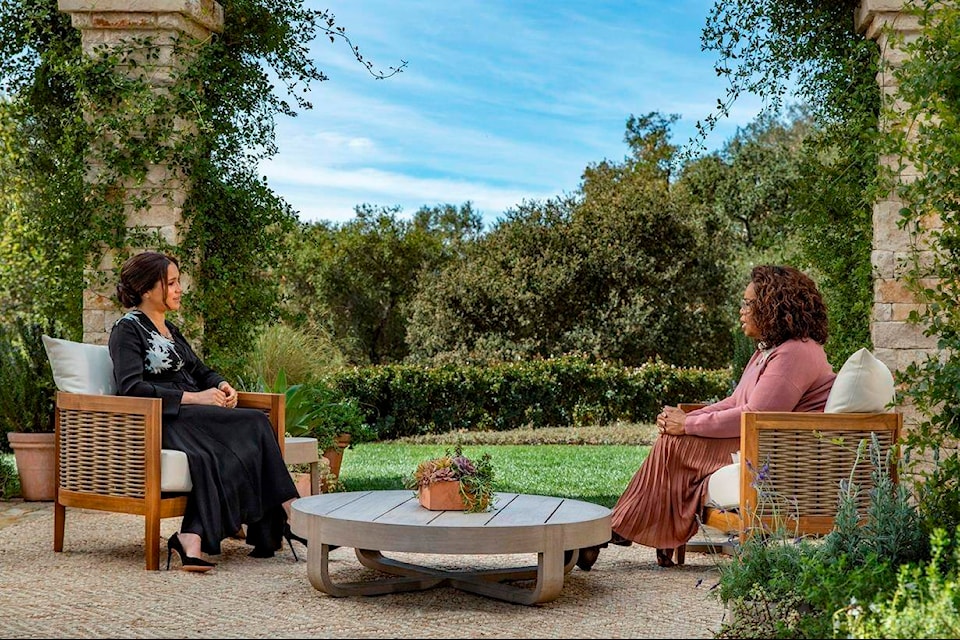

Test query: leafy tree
[677,105,872,366]
[407,114,734,368]
[279,203,481,365]
[0,2,404,377]
[692,0,877,368]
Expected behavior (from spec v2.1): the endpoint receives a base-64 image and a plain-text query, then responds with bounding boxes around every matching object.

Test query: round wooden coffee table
[290,490,611,605]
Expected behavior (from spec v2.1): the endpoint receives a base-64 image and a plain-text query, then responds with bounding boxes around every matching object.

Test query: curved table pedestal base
[307,545,580,605]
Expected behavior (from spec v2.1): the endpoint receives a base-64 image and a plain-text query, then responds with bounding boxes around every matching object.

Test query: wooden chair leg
[54,502,65,552]
[145,513,161,571]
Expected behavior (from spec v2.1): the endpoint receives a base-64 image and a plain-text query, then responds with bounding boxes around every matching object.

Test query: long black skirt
[162,406,299,555]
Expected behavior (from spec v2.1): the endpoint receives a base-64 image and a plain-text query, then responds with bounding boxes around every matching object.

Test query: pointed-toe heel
[282,522,309,562]
[167,533,215,572]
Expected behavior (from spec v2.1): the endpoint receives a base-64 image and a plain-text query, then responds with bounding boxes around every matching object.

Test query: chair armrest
[55,391,163,499]
[738,411,902,536]
[55,391,287,497]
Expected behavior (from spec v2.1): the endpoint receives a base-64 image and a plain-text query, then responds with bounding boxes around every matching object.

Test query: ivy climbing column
[58,0,224,345]
[855,0,938,372]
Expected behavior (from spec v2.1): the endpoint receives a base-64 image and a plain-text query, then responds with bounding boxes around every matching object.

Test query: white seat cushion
[706,462,740,510]
[160,450,193,492]
[824,348,896,413]
[43,336,192,492]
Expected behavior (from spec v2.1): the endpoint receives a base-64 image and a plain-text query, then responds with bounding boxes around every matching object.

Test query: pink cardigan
[684,338,837,439]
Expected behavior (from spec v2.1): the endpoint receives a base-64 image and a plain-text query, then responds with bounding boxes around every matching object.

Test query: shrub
[325,356,730,440]
[840,527,960,638]
[269,371,375,451]
[0,319,57,448]
[714,434,925,638]
[0,454,21,499]
[245,323,346,389]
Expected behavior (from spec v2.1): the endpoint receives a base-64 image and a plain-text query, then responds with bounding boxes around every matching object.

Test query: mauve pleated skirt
[611,434,739,549]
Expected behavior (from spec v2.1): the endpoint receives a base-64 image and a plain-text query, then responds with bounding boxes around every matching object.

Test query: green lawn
[338,442,650,508]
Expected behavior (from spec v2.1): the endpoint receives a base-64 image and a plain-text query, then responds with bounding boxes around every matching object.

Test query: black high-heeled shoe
[167,533,215,572]
[283,522,309,562]
[655,547,676,568]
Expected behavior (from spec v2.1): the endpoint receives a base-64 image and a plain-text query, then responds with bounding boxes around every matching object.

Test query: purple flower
[452,456,476,477]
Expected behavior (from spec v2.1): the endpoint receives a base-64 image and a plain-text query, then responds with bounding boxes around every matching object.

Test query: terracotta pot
[419,480,468,511]
[321,433,351,478]
[6,432,56,501]
[292,472,312,498]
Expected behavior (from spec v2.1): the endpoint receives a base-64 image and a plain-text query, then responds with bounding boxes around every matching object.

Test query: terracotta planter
[321,433,351,478]
[292,472,312,498]
[419,480,469,511]
[6,432,56,501]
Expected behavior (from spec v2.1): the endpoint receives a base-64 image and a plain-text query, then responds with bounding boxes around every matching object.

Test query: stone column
[855,0,938,374]
[58,0,224,344]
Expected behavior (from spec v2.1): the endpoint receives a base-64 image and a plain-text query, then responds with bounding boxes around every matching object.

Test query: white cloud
[262,1,777,226]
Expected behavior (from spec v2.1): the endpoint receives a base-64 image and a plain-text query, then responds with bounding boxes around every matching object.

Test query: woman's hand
[183,386,236,408]
[656,405,687,437]
[218,381,238,408]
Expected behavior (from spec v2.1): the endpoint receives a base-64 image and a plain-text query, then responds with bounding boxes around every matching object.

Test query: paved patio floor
[0,500,728,639]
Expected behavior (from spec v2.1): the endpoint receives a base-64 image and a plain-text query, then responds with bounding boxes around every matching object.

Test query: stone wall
[58,0,223,344]
[855,0,938,374]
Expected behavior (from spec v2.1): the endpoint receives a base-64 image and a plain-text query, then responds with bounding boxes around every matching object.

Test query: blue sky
[258,1,768,227]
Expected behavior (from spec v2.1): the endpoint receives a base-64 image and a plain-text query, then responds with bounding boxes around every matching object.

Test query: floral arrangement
[405,445,495,513]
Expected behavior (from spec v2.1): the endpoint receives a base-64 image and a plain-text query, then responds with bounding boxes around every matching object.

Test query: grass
[1,423,656,507]
[339,422,654,508]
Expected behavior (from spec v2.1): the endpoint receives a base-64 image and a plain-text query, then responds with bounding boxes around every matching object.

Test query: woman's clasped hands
[184,383,238,408]
[655,405,686,437]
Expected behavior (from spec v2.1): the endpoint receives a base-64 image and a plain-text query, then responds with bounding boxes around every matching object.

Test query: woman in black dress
[109,251,302,571]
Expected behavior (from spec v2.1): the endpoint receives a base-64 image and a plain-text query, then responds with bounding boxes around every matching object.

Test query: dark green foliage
[677,106,874,368]
[695,1,878,368]
[0,453,20,498]
[324,356,729,440]
[279,204,482,365]
[892,0,960,543]
[0,1,404,372]
[715,435,926,638]
[408,114,735,368]
[0,319,58,448]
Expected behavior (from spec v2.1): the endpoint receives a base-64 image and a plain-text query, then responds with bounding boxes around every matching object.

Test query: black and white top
[109,310,224,419]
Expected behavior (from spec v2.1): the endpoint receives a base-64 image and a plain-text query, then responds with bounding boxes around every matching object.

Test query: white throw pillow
[41,335,116,395]
[824,348,895,413]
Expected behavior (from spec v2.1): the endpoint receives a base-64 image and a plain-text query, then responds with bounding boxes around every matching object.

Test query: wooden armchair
[53,391,285,570]
[678,407,902,563]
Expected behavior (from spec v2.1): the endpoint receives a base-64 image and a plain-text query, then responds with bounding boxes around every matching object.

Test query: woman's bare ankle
[178,532,203,557]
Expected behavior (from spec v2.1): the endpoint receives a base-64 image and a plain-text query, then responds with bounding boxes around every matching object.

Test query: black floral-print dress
[108,310,298,555]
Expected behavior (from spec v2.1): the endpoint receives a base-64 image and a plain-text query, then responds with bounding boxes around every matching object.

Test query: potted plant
[289,456,343,496]
[0,320,58,501]
[272,371,375,478]
[405,445,495,513]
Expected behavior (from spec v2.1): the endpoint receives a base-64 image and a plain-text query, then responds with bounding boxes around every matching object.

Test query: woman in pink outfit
[576,265,836,571]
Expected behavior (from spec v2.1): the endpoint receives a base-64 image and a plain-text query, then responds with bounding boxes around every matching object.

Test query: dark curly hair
[749,265,828,347]
[116,251,179,309]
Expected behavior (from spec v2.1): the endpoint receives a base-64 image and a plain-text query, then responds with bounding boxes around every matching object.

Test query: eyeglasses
[740,299,757,310]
